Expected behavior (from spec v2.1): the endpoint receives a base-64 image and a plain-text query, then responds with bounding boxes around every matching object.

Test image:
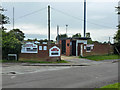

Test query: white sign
[21,42,38,53]
[49,46,60,57]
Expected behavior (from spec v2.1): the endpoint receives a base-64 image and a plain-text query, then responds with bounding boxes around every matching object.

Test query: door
[62,40,66,54]
[72,41,76,56]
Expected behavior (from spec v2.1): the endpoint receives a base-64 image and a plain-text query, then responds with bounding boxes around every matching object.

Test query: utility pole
[84,0,86,37]
[48,5,50,47]
[57,25,59,44]
[66,24,68,35]
[13,7,14,30]
[109,37,111,44]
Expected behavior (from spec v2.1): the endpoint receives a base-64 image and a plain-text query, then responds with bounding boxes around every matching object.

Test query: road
[2,61,118,88]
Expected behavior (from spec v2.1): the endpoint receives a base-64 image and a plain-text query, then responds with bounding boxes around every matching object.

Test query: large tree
[9,29,25,42]
[2,31,21,59]
[114,4,120,54]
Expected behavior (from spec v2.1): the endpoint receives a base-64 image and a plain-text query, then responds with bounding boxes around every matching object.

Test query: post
[13,7,14,29]
[48,5,50,48]
[57,25,59,44]
[66,24,68,35]
[84,0,86,37]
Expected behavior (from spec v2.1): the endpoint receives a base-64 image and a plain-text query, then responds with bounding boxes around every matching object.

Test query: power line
[15,7,46,21]
[51,7,116,29]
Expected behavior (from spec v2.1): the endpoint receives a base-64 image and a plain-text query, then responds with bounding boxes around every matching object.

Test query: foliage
[80,54,120,61]
[114,30,120,43]
[56,34,68,40]
[0,13,10,30]
[86,32,90,38]
[9,29,25,42]
[72,33,81,38]
[2,31,21,59]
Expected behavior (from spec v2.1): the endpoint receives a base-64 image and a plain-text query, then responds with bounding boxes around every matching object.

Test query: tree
[86,32,90,38]
[56,34,68,40]
[72,33,81,38]
[114,30,120,43]
[2,31,21,59]
[0,7,10,30]
[114,3,120,54]
[9,29,25,42]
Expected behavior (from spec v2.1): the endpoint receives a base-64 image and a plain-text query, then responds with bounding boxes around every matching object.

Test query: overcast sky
[1,0,119,43]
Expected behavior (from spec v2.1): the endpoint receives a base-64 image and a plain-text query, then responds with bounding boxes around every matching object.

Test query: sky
[1,0,119,43]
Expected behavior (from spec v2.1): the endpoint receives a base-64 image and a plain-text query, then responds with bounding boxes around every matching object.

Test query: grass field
[81,54,120,61]
[101,83,120,89]
[0,60,69,63]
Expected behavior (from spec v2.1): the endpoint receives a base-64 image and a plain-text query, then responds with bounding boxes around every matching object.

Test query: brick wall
[19,44,61,61]
[66,39,71,56]
[82,43,114,57]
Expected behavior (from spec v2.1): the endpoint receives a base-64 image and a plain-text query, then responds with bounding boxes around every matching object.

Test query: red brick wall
[66,39,71,56]
[83,43,114,57]
[19,44,61,61]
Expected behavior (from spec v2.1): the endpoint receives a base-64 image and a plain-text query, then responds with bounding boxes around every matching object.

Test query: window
[43,46,47,50]
[67,43,69,46]
[86,47,91,52]
[39,46,42,50]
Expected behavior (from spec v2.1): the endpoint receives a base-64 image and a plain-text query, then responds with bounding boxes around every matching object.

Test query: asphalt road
[2,62,118,88]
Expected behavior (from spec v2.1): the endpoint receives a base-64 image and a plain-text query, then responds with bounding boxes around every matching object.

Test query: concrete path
[61,56,119,65]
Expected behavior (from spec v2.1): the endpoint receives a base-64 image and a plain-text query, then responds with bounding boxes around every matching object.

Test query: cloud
[5,23,117,43]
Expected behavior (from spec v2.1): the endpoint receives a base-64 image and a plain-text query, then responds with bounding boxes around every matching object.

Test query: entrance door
[72,41,76,56]
[62,40,66,54]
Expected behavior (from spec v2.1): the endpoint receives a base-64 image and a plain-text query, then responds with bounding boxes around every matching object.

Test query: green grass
[0,60,69,63]
[95,83,120,90]
[101,83,120,89]
[80,54,120,61]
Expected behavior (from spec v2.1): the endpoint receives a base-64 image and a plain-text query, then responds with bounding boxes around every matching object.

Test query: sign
[21,42,38,53]
[49,46,60,57]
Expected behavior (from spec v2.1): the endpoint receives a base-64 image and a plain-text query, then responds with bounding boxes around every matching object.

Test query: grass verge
[95,83,120,90]
[80,54,120,61]
[101,83,120,89]
[0,60,69,63]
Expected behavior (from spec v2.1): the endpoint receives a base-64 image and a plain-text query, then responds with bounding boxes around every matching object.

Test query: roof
[60,37,91,40]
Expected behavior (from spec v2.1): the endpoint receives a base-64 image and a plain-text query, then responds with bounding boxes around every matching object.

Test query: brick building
[59,37,113,57]
[19,42,61,61]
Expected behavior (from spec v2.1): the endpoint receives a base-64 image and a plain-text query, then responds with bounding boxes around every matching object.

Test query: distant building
[59,37,113,57]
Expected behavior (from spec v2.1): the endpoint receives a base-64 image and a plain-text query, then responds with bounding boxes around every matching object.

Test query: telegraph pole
[13,7,14,29]
[66,24,68,35]
[84,0,86,37]
[57,25,59,44]
[48,5,50,47]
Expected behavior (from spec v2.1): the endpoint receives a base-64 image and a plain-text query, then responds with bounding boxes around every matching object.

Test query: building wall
[66,39,71,56]
[19,44,61,61]
[82,43,114,57]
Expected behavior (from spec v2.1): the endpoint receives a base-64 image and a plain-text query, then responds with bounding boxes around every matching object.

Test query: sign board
[49,46,60,57]
[21,42,38,53]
